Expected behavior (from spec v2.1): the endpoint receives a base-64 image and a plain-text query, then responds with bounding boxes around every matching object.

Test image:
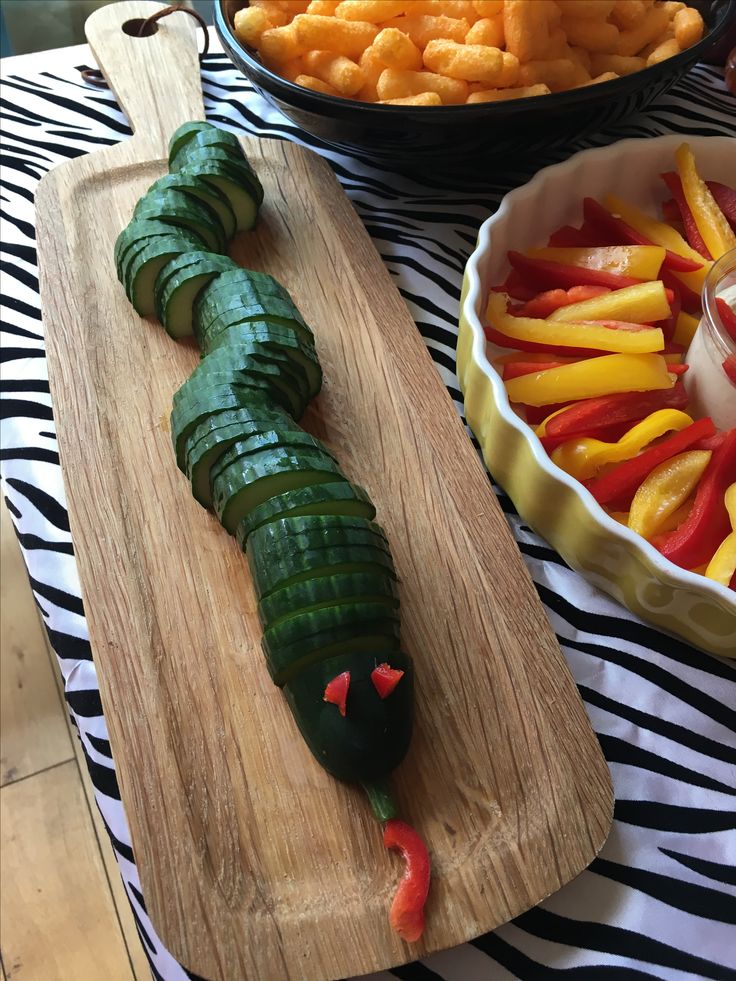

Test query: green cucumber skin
[154,253,239,337]
[258,571,399,629]
[197,296,307,338]
[247,541,397,600]
[211,432,336,481]
[133,189,226,254]
[263,601,401,665]
[175,148,264,206]
[123,237,203,317]
[171,387,283,462]
[196,269,292,309]
[115,219,204,280]
[176,404,291,471]
[267,622,403,687]
[167,122,237,164]
[144,174,237,241]
[284,650,413,783]
[236,481,375,546]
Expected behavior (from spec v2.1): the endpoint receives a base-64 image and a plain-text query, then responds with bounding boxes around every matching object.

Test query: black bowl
[215,0,735,169]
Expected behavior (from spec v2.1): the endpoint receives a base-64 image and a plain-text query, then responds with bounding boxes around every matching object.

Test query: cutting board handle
[85,0,205,154]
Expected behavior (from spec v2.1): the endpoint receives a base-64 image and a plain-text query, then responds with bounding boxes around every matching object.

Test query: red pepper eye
[371,663,404,699]
[323,671,350,716]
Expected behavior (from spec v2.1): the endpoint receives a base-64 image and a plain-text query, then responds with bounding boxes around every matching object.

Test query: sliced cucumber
[264,604,402,686]
[170,385,279,461]
[197,293,305,334]
[175,152,262,231]
[248,515,390,558]
[209,325,321,396]
[198,305,313,352]
[196,268,292,309]
[154,252,238,338]
[176,147,264,206]
[169,122,242,168]
[114,219,203,281]
[144,173,237,241]
[177,362,305,419]
[259,571,399,630]
[121,235,203,316]
[195,342,312,405]
[133,189,226,254]
[210,431,336,484]
[247,541,396,600]
[236,481,375,547]
[168,121,224,163]
[213,451,346,535]
[174,400,290,470]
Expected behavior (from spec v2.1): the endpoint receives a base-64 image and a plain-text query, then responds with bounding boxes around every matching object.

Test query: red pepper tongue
[323,671,350,716]
[383,818,431,944]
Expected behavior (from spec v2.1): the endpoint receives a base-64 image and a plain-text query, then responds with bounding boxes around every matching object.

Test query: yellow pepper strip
[705,483,736,586]
[551,410,695,481]
[535,403,575,437]
[675,143,736,261]
[548,280,671,325]
[627,450,712,539]
[673,311,700,348]
[504,353,674,407]
[527,246,666,280]
[656,499,694,535]
[486,293,665,353]
[492,351,577,366]
[604,193,711,294]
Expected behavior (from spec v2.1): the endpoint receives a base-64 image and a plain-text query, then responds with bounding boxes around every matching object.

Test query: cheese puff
[371,27,423,70]
[518,58,579,91]
[589,52,645,74]
[379,91,443,104]
[466,83,550,101]
[610,0,647,30]
[303,50,365,94]
[381,13,470,48]
[568,45,593,74]
[250,1,289,27]
[376,67,468,103]
[292,13,378,56]
[556,0,616,18]
[561,17,620,53]
[411,1,478,18]
[673,7,704,48]
[234,6,273,47]
[503,1,551,63]
[259,24,304,62]
[335,0,411,20]
[295,74,342,95]
[646,37,680,65]
[423,39,503,83]
[580,71,620,85]
[496,51,521,87]
[307,0,340,12]
[466,15,504,48]
[616,6,670,56]
[357,46,384,99]
[472,0,504,16]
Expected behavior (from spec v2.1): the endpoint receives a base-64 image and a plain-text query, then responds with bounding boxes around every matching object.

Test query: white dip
[685,283,736,430]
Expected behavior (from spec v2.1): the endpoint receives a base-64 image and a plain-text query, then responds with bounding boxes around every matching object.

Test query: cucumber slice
[175,152,262,231]
[114,219,203,281]
[264,604,402,686]
[195,279,294,327]
[174,400,289,469]
[209,325,321,396]
[145,173,237,240]
[248,515,389,557]
[210,431,336,483]
[213,451,346,535]
[133,189,226,254]
[196,342,312,405]
[154,252,238,338]
[199,305,313,351]
[236,481,375,547]
[197,293,305,334]
[247,541,396,599]
[284,650,413,782]
[259,571,399,630]
[196,268,292,308]
[169,123,242,167]
[170,386,280,460]
[121,235,203,316]
[177,362,305,419]
[176,147,264,206]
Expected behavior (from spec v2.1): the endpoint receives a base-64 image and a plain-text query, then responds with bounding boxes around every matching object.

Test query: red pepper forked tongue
[383,819,431,944]
[371,663,405,698]
[323,671,350,716]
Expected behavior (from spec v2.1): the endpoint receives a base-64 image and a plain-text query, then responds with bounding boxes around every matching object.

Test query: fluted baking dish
[458,135,736,657]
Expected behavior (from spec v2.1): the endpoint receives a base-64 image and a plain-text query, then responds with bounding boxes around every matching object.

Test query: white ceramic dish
[458,135,736,658]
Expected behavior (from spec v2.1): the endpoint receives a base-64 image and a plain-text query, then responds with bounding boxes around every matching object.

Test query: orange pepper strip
[627,450,712,539]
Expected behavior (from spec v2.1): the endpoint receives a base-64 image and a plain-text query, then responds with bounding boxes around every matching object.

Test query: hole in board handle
[122,17,159,37]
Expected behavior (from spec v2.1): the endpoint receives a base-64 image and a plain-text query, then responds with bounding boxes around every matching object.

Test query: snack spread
[483,143,736,589]
[234,0,706,104]
[114,121,431,944]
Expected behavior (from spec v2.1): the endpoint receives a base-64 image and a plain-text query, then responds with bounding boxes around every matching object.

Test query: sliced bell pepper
[485,324,606,359]
[535,382,689,439]
[515,285,610,319]
[604,193,711,296]
[660,172,712,260]
[548,224,601,247]
[654,429,736,570]
[383,819,431,944]
[323,671,350,716]
[489,270,536,301]
[659,266,702,315]
[716,297,736,345]
[673,310,700,348]
[661,198,681,225]
[548,280,672,325]
[551,409,695,481]
[674,143,736,261]
[371,663,405,698]
[508,250,642,291]
[526,245,666,281]
[707,181,736,232]
[487,296,664,355]
[526,402,571,426]
[724,356,736,386]
[503,358,579,380]
[505,353,674,407]
[704,484,736,588]
[540,421,634,453]
[585,416,717,508]
[582,196,704,273]
[627,450,712,539]
[656,281,680,345]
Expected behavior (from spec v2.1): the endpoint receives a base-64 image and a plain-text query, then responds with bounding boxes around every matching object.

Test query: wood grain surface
[35,3,613,978]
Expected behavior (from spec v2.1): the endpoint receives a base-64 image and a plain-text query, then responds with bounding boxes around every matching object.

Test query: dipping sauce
[685,248,736,430]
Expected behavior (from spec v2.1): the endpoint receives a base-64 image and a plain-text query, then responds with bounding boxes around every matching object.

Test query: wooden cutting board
[36,3,613,978]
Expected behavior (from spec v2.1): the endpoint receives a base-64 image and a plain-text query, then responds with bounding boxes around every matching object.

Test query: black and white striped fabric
[1,52,735,981]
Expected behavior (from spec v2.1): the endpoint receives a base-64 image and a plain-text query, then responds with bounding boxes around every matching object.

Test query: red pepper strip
[708,181,736,231]
[544,382,689,438]
[484,325,607,359]
[526,402,571,425]
[371,663,405,698]
[508,250,642,291]
[731,568,736,591]
[489,271,536,301]
[667,363,688,375]
[547,224,601,247]
[724,355,736,385]
[660,173,713,260]
[584,417,717,509]
[516,285,610,319]
[659,266,701,315]
[656,282,679,345]
[653,429,736,569]
[540,421,634,453]
[661,198,681,224]
[716,297,736,344]
[323,671,350,716]
[582,197,704,273]
[383,819,431,944]
[503,358,578,380]
[694,431,727,452]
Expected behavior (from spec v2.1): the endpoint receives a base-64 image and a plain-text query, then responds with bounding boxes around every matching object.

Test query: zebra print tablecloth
[1,49,735,980]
